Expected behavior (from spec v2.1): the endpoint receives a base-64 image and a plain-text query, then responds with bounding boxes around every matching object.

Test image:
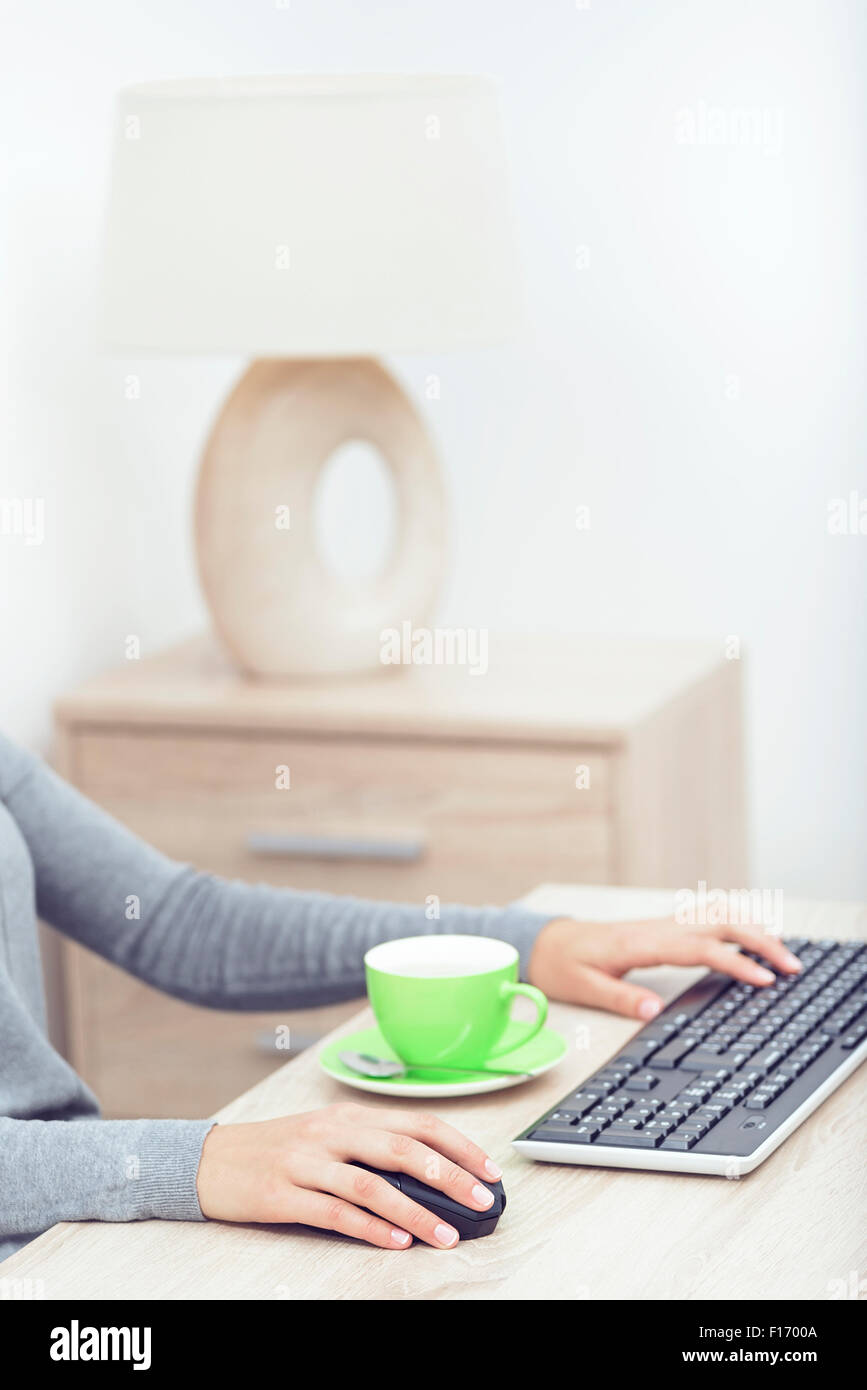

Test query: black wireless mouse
[352,1162,506,1240]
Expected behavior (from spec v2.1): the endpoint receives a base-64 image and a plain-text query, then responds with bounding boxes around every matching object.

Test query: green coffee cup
[364,934,548,1069]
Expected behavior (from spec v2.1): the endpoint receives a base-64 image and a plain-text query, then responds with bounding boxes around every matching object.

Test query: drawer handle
[255,1030,322,1056]
[245,831,427,863]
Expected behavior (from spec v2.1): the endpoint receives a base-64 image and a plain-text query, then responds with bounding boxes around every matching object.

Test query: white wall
[1,0,864,898]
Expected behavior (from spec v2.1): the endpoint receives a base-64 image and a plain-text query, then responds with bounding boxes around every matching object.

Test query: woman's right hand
[195,1101,503,1250]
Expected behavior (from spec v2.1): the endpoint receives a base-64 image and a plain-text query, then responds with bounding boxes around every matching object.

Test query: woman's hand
[528,917,802,1020]
[196,1102,502,1250]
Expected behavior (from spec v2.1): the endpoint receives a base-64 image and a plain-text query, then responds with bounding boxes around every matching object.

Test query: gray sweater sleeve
[6,743,552,1006]
[0,1118,211,1238]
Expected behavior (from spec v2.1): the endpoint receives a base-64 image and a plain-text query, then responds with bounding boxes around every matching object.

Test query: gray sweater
[0,732,550,1262]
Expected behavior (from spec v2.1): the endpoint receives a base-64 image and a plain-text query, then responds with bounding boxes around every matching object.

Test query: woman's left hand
[527,917,802,1020]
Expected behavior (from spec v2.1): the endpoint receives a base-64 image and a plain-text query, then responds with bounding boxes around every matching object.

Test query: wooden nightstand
[52,633,747,1119]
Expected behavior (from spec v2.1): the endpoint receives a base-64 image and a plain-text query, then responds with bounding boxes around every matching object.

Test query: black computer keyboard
[513,937,867,1175]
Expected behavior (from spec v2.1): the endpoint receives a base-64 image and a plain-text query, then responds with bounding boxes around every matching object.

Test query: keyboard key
[778,1060,805,1079]
[816,1017,850,1039]
[679,1117,712,1137]
[725,1078,753,1097]
[528,1128,586,1143]
[739,1067,768,1086]
[598,1119,646,1137]
[634,1099,665,1119]
[679,1083,714,1101]
[748,1046,786,1070]
[788,1054,816,1070]
[825,1014,860,1037]
[680,1047,754,1071]
[691,1109,721,1128]
[688,1020,714,1039]
[642,1118,676,1137]
[841,1021,867,1048]
[669,1096,698,1115]
[617,1039,663,1065]
[595,1128,664,1148]
[594,1067,635,1087]
[608,1092,635,1110]
[623,1071,659,1091]
[659,1104,692,1122]
[661,1131,699,1151]
[582,1079,615,1097]
[571,1124,603,1143]
[611,1113,643,1128]
[559,1092,599,1115]
[651,1037,703,1069]
[765,1071,793,1090]
[744,1091,777,1110]
[701,1100,732,1117]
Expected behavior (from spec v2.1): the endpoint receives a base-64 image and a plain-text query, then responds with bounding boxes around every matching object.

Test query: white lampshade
[102,74,520,356]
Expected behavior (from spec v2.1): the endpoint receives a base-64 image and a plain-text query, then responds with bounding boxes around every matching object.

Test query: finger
[351,1107,502,1182]
[691,938,778,986]
[701,924,802,974]
[291,1157,460,1249]
[615,927,768,981]
[568,963,664,1020]
[286,1184,415,1250]
[332,1126,496,1213]
[597,923,717,972]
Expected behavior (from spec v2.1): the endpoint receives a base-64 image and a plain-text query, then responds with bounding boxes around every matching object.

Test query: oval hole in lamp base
[195,357,447,677]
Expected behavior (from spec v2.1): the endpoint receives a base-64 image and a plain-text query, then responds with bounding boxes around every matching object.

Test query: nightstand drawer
[72,729,614,904]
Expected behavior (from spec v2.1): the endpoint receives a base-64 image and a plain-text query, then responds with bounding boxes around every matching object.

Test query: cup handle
[488,982,549,1058]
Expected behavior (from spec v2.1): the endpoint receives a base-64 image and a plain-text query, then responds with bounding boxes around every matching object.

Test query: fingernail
[472,1184,494,1208]
[639,997,662,1020]
[434,1223,459,1247]
[484,1159,502,1180]
[783,952,802,971]
[391,1229,411,1246]
[756,967,776,984]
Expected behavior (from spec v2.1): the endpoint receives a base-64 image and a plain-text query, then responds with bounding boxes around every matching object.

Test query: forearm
[113,867,552,1009]
[0,1117,212,1242]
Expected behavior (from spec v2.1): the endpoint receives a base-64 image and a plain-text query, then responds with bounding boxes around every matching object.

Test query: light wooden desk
[4,886,865,1301]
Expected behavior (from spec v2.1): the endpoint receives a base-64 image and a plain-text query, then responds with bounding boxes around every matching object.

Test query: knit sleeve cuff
[130,1119,215,1222]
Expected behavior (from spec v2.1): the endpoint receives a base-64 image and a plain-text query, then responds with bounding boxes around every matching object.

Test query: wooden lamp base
[195,358,446,677]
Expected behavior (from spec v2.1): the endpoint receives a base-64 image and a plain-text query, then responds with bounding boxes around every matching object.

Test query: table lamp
[102,75,519,676]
